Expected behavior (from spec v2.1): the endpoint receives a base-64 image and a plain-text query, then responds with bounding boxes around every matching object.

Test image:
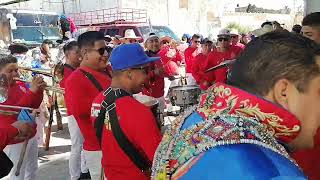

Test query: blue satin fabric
[178,112,306,180]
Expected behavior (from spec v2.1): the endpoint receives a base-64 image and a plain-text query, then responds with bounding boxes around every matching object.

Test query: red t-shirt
[65,66,111,151]
[184,46,198,73]
[142,51,165,98]
[59,64,76,115]
[0,125,18,150]
[205,46,243,83]
[0,82,43,126]
[59,64,76,89]
[142,60,165,98]
[158,46,183,76]
[232,42,245,51]
[90,93,162,180]
[0,82,42,144]
[192,53,211,90]
[292,129,320,180]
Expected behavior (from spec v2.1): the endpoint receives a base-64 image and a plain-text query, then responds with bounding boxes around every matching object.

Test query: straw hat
[124,29,139,39]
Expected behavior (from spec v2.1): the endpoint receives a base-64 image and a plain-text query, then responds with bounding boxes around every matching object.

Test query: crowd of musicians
[1,11,320,180]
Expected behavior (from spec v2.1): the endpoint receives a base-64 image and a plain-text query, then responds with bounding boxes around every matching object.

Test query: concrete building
[61,0,224,38]
[1,0,319,38]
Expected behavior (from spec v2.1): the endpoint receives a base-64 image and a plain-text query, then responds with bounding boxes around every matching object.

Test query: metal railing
[68,7,147,26]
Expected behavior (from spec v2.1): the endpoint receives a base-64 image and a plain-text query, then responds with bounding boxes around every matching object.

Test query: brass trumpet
[14,78,65,94]
[18,64,64,83]
[18,67,53,77]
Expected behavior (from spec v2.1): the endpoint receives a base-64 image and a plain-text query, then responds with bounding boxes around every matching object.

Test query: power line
[0,0,30,6]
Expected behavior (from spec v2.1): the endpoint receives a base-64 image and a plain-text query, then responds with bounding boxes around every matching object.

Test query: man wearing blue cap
[90,43,162,180]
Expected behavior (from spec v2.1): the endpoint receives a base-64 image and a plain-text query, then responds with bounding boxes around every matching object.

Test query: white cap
[218,28,231,36]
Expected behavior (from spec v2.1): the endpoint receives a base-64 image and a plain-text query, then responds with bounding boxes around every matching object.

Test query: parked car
[69,8,179,42]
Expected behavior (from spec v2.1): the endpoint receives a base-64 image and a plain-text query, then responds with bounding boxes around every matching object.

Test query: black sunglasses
[218,37,230,42]
[91,47,109,56]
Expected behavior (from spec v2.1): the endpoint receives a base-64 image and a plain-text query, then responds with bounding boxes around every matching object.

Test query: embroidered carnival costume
[152,83,306,180]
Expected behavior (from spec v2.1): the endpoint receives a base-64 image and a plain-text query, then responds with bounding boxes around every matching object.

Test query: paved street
[36,115,71,180]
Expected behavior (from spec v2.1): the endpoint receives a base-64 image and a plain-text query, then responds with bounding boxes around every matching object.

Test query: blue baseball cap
[110,43,160,71]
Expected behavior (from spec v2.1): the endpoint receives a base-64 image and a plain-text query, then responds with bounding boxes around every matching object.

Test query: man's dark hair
[8,44,28,54]
[302,12,320,27]
[78,31,105,49]
[292,24,302,34]
[42,39,53,45]
[63,41,78,54]
[261,21,273,28]
[192,34,201,40]
[201,38,213,44]
[228,31,320,96]
[0,55,17,70]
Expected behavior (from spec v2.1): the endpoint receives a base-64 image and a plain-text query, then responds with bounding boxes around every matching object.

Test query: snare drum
[169,85,201,106]
[133,94,162,129]
[169,75,197,88]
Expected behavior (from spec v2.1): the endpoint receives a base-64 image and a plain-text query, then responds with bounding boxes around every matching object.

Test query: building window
[179,0,188,9]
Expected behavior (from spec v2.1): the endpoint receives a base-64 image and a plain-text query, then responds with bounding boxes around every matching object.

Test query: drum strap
[80,69,103,92]
[95,87,152,175]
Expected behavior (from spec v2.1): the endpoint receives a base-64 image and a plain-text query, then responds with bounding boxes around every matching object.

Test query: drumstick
[205,59,236,73]
[15,139,28,176]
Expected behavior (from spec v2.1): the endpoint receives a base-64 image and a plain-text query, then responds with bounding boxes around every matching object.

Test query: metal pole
[62,0,65,14]
[167,0,170,25]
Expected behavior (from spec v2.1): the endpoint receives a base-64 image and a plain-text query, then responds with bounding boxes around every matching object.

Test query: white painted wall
[304,0,320,15]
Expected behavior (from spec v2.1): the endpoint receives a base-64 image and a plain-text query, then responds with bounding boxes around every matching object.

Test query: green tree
[226,22,252,34]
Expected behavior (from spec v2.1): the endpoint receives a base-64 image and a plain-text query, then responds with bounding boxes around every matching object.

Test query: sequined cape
[152,83,306,180]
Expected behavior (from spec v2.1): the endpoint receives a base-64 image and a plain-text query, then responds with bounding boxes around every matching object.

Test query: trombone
[0,104,34,115]
[14,78,65,94]
[0,109,19,115]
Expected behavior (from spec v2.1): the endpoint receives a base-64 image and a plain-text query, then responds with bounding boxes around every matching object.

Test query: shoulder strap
[95,88,130,143]
[64,63,76,71]
[95,88,152,173]
[79,69,103,92]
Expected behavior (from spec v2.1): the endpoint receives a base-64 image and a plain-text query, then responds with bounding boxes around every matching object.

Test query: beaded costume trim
[197,84,300,143]
[152,83,301,179]
[151,109,298,180]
